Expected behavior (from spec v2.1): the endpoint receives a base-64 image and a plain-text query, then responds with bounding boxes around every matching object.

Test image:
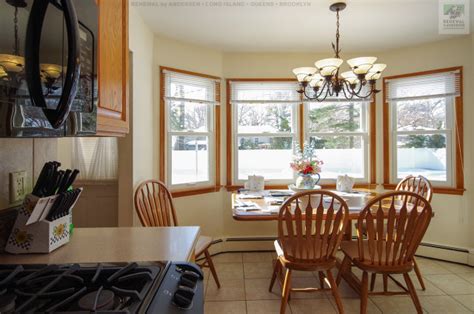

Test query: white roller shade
[164,70,219,105]
[230,81,300,103]
[386,71,461,102]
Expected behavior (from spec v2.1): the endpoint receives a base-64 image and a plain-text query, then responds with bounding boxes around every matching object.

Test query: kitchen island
[0,227,200,264]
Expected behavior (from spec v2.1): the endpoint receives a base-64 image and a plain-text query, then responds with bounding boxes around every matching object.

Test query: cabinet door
[97,0,129,136]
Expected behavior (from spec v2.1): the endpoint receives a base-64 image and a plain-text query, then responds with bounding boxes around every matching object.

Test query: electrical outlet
[9,171,27,204]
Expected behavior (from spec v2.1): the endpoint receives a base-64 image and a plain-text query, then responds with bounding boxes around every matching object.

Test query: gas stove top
[0,261,204,313]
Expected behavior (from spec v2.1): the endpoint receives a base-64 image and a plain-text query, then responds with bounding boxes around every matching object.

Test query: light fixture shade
[365,63,386,80]
[341,71,359,85]
[0,54,25,73]
[365,72,382,80]
[0,67,7,78]
[347,56,377,74]
[40,63,63,79]
[369,63,386,73]
[292,67,317,82]
[309,74,324,88]
[314,58,343,77]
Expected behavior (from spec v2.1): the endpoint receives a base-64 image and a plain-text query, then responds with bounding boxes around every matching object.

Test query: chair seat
[274,240,336,271]
[340,240,413,273]
[195,235,213,257]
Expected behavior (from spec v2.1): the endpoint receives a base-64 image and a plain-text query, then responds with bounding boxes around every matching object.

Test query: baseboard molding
[206,236,473,266]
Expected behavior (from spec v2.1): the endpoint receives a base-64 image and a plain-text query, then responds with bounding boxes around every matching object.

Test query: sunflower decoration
[9,228,33,250]
[53,223,67,238]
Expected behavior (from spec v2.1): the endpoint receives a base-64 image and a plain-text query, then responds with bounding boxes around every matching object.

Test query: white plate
[288,184,322,193]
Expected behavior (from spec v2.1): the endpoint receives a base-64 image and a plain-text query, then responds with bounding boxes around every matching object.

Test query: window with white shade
[304,99,369,182]
[163,69,219,189]
[230,81,300,184]
[386,70,461,186]
[72,137,118,180]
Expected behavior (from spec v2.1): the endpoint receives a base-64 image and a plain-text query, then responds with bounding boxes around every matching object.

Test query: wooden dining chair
[134,179,220,288]
[269,190,350,314]
[393,175,432,290]
[337,191,433,314]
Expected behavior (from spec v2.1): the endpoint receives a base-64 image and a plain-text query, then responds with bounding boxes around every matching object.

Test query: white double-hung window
[386,70,461,186]
[304,99,370,182]
[230,81,300,184]
[164,70,218,189]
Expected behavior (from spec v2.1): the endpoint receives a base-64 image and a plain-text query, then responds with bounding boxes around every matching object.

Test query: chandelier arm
[341,80,355,100]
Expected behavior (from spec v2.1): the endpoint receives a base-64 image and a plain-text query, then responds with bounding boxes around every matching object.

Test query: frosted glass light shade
[292,67,317,82]
[365,63,386,80]
[0,67,7,78]
[309,74,324,88]
[315,58,343,77]
[347,56,377,74]
[40,64,63,79]
[341,71,359,85]
[0,54,24,73]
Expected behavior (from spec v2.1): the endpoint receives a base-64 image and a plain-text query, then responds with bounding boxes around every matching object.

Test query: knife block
[5,194,75,254]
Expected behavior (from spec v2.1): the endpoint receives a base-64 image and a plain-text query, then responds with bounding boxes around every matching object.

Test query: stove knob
[179,270,200,288]
[173,286,195,309]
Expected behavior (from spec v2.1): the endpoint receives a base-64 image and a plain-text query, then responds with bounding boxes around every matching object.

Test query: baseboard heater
[223,236,469,253]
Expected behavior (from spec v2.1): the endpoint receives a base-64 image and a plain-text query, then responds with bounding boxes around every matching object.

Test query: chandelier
[292,2,386,101]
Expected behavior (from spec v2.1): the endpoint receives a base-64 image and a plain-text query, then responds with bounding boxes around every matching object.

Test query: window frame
[303,100,371,184]
[383,67,465,195]
[226,78,377,190]
[159,66,221,197]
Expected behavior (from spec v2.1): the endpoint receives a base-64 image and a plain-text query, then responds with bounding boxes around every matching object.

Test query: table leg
[343,219,353,241]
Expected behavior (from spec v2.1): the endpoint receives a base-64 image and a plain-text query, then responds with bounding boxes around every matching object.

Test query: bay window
[229,81,300,185]
[384,67,464,192]
[160,67,221,196]
[304,101,369,182]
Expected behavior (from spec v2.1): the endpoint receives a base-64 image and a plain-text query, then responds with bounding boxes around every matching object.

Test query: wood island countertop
[0,227,200,264]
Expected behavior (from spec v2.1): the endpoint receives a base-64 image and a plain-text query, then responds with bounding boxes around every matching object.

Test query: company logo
[439,0,470,34]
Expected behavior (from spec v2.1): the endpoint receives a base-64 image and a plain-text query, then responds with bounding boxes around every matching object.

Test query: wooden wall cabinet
[96,0,129,136]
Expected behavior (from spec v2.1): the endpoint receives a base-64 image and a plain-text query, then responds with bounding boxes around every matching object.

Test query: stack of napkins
[234,201,261,211]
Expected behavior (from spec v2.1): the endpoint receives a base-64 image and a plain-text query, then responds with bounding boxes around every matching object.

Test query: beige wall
[144,34,474,255]
[128,7,156,226]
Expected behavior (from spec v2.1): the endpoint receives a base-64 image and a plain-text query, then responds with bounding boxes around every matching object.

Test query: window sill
[225,183,377,192]
[383,183,465,196]
[171,186,221,198]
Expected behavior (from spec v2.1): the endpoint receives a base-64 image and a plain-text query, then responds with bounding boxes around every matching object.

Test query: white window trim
[389,96,455,187]
[232,101,300,185]
[303,101,370,184]
[164,73,217,190]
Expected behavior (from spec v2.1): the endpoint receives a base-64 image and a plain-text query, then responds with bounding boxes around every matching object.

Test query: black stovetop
[0,262,167,313]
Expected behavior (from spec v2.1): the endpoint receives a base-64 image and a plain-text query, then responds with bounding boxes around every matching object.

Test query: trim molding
[382,67,465,195]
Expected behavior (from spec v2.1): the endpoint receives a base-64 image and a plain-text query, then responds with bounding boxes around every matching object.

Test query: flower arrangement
[290,142,323,175]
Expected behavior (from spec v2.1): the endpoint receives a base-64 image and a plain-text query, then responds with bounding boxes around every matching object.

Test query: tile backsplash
[0,138,58,210]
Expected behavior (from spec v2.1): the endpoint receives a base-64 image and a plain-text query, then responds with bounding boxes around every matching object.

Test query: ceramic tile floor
[202,252,474,313]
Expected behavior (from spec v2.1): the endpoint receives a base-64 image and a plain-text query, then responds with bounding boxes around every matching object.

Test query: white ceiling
[135,0,473,53]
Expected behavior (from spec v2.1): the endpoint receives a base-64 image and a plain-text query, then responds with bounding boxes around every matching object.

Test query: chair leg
[326,270,344,314]
[204,249,220,289]
[269,259,280,292]
[370,273,376,291]
[403,273,423,314]
[382,274,388,293]
[360,271,369,314]
[413,258,426,291]
[318,271,326,289]
[336,255,351,285]
[280,269,292,314]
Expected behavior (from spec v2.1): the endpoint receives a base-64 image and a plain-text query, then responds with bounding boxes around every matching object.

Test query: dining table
[231,188,380,240]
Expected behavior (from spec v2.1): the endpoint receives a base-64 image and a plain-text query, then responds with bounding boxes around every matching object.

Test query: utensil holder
[5,193,78,254]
